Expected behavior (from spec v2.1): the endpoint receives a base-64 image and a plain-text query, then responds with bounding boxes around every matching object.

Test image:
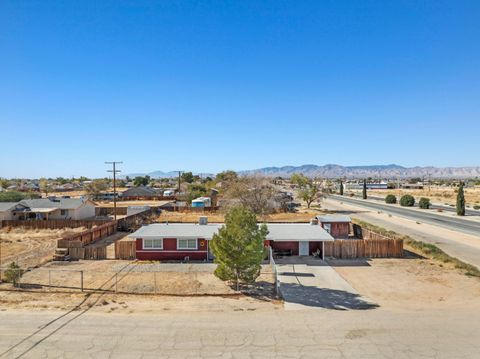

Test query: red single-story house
[129,222,334,261]
[315,215,352,239]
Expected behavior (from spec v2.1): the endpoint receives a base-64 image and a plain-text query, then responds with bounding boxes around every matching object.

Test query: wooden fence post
[80,270,84,292]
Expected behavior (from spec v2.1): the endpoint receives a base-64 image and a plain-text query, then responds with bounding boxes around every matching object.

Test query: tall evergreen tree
[210,206,268,290]
[456,182,466,216]
[362,179,367,199]
[339,180,344,195]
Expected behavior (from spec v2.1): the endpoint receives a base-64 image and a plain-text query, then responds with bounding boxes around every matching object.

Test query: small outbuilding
[315,215,352,239]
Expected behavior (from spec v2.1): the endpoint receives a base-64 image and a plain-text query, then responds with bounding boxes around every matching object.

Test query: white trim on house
[143,238,163,249]
[177,238,198,250]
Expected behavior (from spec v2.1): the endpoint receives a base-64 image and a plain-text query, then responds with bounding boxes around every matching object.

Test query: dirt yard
[359,185,480,207]
[156,208,328,223]
[1,260,274,297]
[0,227,86,268]
[330,256,480,310]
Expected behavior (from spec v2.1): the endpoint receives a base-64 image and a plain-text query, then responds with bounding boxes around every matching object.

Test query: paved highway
[330,195,480,237]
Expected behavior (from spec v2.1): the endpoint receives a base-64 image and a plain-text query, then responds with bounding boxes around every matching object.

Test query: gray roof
[0,202,20,212]
[129,223,222,239]
[121,187,160,197]
[315,215,352,223]
[129,223,334,242]
[19,198,92,210]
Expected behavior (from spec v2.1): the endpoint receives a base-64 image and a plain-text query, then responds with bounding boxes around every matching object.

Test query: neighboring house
[0,202,28,222]
[316,215,352,239]
[13,197,96,220]
[129,221,334,261]
[120,186,162,199]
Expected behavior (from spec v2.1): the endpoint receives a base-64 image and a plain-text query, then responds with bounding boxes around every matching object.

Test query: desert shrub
[400,194,415,207]
[474,205,480,210]
[385,194,397,204]
[418,197,431,209]
[4,262,23,286]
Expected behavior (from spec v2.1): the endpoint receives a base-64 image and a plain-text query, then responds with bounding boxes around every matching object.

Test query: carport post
[322,242,325,260]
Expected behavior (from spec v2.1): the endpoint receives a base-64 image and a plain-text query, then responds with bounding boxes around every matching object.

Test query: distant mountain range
[125,164,480,179]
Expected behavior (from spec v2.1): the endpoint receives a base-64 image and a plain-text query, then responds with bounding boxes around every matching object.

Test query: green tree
[385,194,397,204]
[418,197,431,209]
[0,178,9,190]
[210,206,268,291]
[291,173,320,208]
[4,262,23,287]
[181,172,194,184]
[215,170,238,183]
[133,176,150,187]
[400,194,415,207]
[185,183,208,204]
[362,179,367,199]
[457,182,466,216]
[0,191,26,202]
[339,180,344,195]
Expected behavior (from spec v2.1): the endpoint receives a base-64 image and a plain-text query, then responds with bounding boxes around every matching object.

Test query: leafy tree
[0,191,26,202]
[339,180,344,195]
[400,194,415,207]
[210,206,268,291]
[4,262,23,287]
[181,172,195,184]
[457,182,466,216]
[223,176,277,215]
[215,170,238,183]
[39,178,52,197]
[0,178,9,190]
[385,194,397,204]
[418,197,431,209]
[84,179,109,198]
[291,173,320,208]
[185,183,208,204]
[362,179,367,200]
[133,176,150,187]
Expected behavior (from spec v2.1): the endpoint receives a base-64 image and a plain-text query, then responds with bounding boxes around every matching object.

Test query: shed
[315,215,351,239]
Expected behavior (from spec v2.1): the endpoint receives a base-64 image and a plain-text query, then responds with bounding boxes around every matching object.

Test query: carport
[264,223,334,260]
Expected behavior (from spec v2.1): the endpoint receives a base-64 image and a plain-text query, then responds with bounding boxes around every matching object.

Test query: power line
[105,161,123,221]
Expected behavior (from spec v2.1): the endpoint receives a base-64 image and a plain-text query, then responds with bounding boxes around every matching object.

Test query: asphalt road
[330,195,480,237]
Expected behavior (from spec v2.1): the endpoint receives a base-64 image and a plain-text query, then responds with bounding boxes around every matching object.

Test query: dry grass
[155,208,327,223]
[0,227,86,268]
[364,186,480,206]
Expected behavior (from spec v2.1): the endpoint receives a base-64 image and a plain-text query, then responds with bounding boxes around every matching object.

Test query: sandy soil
[156,208,327,223]
[0,227,86,268]
[1,260,274,297]
[331,257,480,310]
[356,186,480,207]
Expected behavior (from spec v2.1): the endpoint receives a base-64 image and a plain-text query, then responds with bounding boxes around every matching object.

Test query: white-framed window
[143,238,163,249]
[323,223,332,234]
[177,238,197,250]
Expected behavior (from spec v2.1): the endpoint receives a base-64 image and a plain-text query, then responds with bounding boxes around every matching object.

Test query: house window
[323,223,331,234]
[177,238,197,250]
[60,209,68,216]
[143,238,163,249]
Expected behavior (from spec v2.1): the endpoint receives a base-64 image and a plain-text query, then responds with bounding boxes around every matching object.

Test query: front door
[299,241,309,256]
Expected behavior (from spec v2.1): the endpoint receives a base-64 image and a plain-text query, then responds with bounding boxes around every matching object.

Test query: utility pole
[105,161,123,221]
[177,171,183,193]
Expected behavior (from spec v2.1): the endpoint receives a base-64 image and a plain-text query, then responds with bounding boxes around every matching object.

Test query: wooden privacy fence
[324,239,404,259]
[115,241,136,260]
[69,247,107,260]
[57,222,117,248]
[1,219,111,229]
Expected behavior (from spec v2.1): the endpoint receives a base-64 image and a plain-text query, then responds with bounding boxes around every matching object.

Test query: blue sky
[1,1,479,178]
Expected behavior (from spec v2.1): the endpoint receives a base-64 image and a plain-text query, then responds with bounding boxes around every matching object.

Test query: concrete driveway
[276,257,377,311]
